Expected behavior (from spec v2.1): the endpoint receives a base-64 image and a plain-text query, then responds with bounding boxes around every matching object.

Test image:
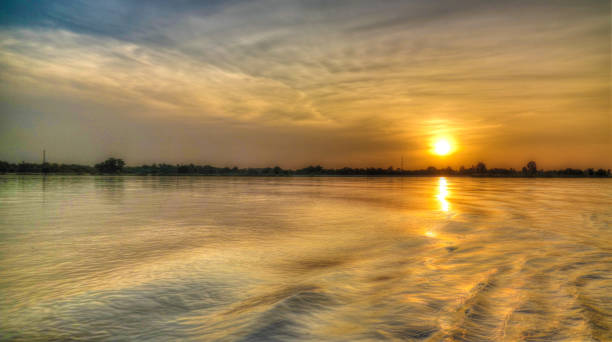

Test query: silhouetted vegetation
[95,158,125,174]
[0,158,609,177]
[523,160,538,177]
[0,161,94,174]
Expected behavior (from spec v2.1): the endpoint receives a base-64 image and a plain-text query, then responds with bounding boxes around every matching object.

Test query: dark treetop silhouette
[0,158,609,177]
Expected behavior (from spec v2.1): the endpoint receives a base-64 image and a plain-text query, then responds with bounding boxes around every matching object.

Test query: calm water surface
[0,176,611,341]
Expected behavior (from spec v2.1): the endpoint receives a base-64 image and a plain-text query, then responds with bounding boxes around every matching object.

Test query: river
[0,176,610,341]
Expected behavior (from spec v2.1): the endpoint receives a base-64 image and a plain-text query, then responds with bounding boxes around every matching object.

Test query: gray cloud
[0,0,610,168]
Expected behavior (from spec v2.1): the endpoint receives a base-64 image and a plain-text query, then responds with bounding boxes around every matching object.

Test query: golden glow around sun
[432,139,452,156]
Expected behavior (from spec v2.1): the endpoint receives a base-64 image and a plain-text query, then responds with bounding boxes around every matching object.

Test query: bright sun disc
[433,139,452,156]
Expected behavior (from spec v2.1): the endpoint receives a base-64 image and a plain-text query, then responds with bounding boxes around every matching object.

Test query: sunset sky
[0,0,610,169]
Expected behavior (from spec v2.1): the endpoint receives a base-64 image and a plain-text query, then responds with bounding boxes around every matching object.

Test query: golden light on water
[425,177,451,237]
[2,176,611,340]
[432,138,453,156]
[436,177,450,212]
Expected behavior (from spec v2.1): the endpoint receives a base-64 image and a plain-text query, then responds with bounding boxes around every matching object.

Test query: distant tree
[17,161,39,173]
[41,162,50,174]
[476,162,487,174]
[562,168,583,176]
[527,161,536,171]
[299,165,323,174]
[0,161,9,173]
[525,161,537,176]
[95,158,125,174]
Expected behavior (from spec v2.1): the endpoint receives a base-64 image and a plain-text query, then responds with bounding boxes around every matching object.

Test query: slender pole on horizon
[43,149,46,164]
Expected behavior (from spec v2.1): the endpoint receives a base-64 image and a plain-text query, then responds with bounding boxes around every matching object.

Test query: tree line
[0,158,609,177]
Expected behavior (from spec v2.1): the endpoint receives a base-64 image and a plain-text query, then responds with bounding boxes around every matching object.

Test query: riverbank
[1,172,610,178]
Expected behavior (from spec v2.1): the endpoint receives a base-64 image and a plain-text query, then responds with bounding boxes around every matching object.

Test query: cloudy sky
[0,0,610,169]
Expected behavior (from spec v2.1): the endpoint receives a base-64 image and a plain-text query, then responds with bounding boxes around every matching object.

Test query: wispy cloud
[0,0,609,168]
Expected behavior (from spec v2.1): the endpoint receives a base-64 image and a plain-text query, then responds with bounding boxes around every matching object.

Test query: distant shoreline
[1,172,610,179]
[1,159,610,178]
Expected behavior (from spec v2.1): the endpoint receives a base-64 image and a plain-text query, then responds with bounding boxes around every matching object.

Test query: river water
[0,175,610,341]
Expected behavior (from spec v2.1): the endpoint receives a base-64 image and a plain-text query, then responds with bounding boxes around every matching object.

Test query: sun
[433,139,452,156]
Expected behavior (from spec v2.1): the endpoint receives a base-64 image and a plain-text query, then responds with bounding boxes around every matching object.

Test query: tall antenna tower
[401,156,404,171]
[43,149,46,164]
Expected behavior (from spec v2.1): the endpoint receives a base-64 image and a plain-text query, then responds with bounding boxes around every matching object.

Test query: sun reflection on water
[436,177,450,212]
[1,176,611,340]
